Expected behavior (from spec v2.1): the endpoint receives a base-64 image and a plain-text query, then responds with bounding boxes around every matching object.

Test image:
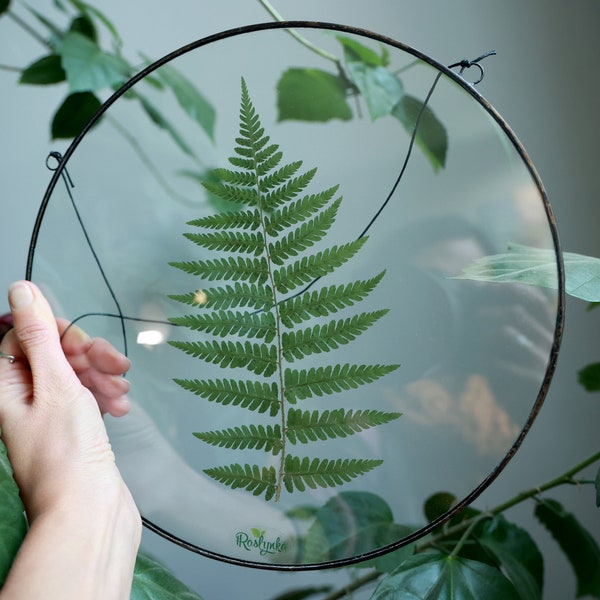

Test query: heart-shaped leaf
[131,552,203,600]
[0,441,27,587]
[534,498,600,598]
[371,552,520,599]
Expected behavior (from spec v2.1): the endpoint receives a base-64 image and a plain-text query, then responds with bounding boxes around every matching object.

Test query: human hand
[0,281,140,599]
[0,280,137,522]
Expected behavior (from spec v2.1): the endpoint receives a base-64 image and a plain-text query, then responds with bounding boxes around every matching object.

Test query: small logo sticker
[235,527,288,557]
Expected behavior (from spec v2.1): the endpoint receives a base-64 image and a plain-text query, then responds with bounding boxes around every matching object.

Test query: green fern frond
[173,378,279,415]
[279,271,386,327]
[187,209,260,231]
[210,167,256,187]
[169,339,277,376]
[183,231,264,255]
[284,363,400,401]
[262,168,318,210]
[204,463,277,500]
[286,408,401,444]
[256,150,283,176]
[194,424,282,454]
[169,310,276,341]
[183,230,265,255]
[227,156,256,171]
[264,186,339,236]
[273,238,368,294]
[258,161,303,192]
[267,198,342,266]
[169,80,400,502]
[283,456,384,493]
[201,181,260,207]
[168,283,273,310]
[169,256,269,283]
[282,310,389,361]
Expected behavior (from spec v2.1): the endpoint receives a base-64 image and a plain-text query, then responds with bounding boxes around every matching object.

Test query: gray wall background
[1,1,598,598]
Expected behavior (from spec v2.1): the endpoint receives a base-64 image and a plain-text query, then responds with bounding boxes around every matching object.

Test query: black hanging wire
[50,50,496,334]
[45,152,128,354]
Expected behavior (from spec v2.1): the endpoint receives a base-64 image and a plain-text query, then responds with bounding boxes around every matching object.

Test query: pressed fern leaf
[279,271,386,326]
[282,456,384,493]
[170,255,269,282]
[169,79,400,502]
[173,378,279,415]
[183,230,264,255]
[264,186,339,235]
[170,339,277,376]
[169,283,273,310]
[282,310,389,361]
[204,464,277,501]
[286,409,401,444]
[194,424,282,454]
[188,209,260,231]
[267,198,342,266]
[169,310,276,341]
[273,239,367,294]
[284,364,401,402]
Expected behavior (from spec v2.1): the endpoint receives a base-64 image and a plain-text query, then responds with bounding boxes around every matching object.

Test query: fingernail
[8,282,34,310]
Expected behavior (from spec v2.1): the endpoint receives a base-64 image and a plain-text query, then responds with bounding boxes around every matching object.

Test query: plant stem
[256,0,341,66]
[424,449,600,549]
[321,449,600,599]
[489,449,600,515]
[0,64,22,73]
[321,571,379,600]
[250,134,287,502]
[7,10,51,49]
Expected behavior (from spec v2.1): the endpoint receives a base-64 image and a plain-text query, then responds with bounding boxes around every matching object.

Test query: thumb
[8,281,75,394]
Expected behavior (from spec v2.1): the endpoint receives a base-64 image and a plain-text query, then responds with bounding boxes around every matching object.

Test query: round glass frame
[28,22,564,570]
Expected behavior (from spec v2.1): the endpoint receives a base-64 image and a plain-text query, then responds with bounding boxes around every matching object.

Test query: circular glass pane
[28,23,563,568]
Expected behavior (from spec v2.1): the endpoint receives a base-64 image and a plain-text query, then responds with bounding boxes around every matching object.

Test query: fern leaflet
[169,79,400,501]
[282,456,384,493]
[173,378,279,415]
[194,424,282,454]
[286,408,402,444]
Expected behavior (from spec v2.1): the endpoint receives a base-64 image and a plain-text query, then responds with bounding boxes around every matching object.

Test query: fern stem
[249,130,288,502]
[7,10,52,50]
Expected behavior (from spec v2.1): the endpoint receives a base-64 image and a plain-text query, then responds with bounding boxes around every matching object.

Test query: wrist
[2,481,141,600]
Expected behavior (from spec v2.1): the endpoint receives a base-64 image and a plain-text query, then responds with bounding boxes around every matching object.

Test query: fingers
[5,281,76,397]
[59,322,130,375]
[57,321,132,416]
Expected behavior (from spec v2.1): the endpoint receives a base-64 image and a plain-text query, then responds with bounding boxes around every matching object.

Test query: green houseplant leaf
[131,552,204,600]
[534,498,600,598]
[51,90,101,138]
[169,79,400,502]
[152,62,216,142]
[277,68,353,123]
[370,552,520,600]
[476,516,544,600]
[392,94,448,172]
[58,31,130,93]
[0,441,27,587]
[20,54,66,85]
[0,0,9,16]
[302,491,414,566]
[457,243,600,302]
[578,362,600,392]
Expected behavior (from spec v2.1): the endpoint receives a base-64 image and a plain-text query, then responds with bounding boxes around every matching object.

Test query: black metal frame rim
[27,20,565,571]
